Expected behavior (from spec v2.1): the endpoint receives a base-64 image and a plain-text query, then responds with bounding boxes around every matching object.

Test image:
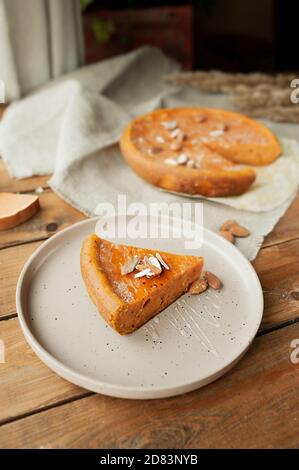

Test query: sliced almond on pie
[0,192,40,230]
[80,235,204,335]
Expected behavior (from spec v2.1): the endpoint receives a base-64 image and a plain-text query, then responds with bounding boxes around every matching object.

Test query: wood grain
[263,192,299,247]
[0,236,298,424]
[0,160,49,193]
[0,322,298,448]
[0,189,86,249]
[0,318,85,424]
[0,241,42,318]
[253,238,299,330]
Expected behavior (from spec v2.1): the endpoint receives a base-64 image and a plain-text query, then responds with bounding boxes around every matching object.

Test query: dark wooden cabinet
[274,0,299,70]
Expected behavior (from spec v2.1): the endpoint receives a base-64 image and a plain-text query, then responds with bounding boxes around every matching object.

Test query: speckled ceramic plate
[16,217,263,399]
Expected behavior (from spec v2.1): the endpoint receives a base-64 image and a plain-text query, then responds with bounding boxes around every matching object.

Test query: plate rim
[16,217,264,399]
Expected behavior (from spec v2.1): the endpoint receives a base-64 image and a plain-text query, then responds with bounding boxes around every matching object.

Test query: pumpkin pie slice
[81,234,204,335]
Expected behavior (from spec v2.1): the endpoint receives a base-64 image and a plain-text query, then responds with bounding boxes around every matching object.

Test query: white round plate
[16,217,263,399]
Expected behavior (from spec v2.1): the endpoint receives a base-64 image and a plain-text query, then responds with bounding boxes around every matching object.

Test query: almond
[189,277,208,294]
[170,128,182,139]
[147,256,162,274]
[156,135,165,144]
[170,141,183,151]
[136,255,162,277]
[136,258,148,271]
[165,157,178,166]
[161,120,177,130]
[187,160,196,168]
[220,220,250,238]
[169,128,185,151]
[176,153,188,165]
[229,224,250,238]
[155,252,170,270]
[220,229,235,244]
[134,268,151,278]
[121,256,140,275]
[209,129,224,137]
[204,271,223,290]
[220,219,236,231]
[147,264,161,275]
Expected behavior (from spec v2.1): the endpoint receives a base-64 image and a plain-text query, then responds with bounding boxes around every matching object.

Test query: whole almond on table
[229,224,250,238]
[189,277,208,294]
[220,229,235,244]
[220,220,250,238]
[220,220,235,232]
[204,271,223,290]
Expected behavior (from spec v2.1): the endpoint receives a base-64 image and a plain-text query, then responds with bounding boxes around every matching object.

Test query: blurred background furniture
[1,0,298,103]
[81,0,299,72]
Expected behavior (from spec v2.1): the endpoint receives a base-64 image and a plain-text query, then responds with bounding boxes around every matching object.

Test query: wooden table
[0,158,299,449]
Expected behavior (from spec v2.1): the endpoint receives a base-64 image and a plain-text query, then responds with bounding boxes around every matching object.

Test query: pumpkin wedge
[0,192,40,230]
[81,234,203,335]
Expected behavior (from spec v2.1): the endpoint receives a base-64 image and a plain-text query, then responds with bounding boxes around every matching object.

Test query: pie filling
[81,235,204,334]
[130,108,280,169]
[97,238,202,304]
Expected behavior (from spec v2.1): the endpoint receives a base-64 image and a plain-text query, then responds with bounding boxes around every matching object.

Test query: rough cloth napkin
[0,47,298,260]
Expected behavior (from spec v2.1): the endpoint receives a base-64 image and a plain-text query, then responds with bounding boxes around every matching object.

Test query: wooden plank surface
[0,322,298,449]
[253,238,299,330]
[263,193,299,247]
[0,318,85,424]
[0,189,86,249]
[0,160,49,193]
[0,235,298,424]
[0,241,42,318]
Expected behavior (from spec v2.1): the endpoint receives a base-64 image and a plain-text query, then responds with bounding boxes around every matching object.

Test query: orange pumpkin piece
[80,234,203,335]
[0,192,40,230]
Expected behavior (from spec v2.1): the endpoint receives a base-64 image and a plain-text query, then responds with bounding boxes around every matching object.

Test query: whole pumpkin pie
[81,234,204,334]
[120,107,281,197]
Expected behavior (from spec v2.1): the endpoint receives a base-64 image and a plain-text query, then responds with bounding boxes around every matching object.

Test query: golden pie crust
[120,107,281,197]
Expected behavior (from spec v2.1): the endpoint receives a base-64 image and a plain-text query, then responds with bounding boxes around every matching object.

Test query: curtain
[0,0,84,102]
